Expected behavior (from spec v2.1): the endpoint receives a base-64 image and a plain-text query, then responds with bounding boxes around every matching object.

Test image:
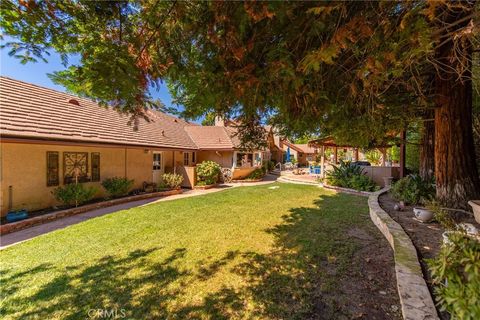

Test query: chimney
[215,116,225,127]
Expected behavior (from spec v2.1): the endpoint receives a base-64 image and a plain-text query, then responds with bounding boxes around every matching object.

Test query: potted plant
[413,207,434,223]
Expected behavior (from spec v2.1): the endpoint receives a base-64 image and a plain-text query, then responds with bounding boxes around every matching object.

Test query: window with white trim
[183,152,190,166]
[153,153,162,170]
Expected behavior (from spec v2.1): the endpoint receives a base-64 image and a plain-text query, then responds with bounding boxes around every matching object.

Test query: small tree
[52,184,97,207]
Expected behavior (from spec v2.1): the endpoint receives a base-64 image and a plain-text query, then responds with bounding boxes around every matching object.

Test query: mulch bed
[0,189,183,235]
[336,226,402,319]
[378,192,479,320]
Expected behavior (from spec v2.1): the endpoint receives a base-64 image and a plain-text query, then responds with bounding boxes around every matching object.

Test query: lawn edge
[368,187,439,320]
[1,189,183,235]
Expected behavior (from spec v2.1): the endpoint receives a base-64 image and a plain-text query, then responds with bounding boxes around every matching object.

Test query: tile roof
[294,144,318,154]
[0,76,198,149]
[184,126,235,150]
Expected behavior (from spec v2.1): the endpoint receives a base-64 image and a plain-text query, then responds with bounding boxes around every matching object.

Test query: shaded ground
[378,192,479,320]
[1,184,400,319]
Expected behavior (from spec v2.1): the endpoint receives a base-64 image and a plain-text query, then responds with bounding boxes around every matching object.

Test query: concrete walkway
[0,175,277,249]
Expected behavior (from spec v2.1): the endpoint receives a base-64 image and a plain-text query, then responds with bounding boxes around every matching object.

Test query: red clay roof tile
[0,76,198,149]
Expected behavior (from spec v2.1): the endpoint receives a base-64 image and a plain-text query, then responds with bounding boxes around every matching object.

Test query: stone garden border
[193,183,218,190]
[0,189,183,235]
[230,178,263,183]
[368,187,439,320]
[322,184,373,197]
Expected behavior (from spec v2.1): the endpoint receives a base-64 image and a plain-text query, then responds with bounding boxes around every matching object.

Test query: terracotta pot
[413,207,434,222]
[467,200,480,224]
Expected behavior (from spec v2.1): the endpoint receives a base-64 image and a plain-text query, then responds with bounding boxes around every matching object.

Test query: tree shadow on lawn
[1,192,398,319]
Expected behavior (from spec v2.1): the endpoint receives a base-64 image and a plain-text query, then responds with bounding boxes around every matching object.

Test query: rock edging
[323,184,373,197]
[0,189,183,235]
[368,187,438,320]
[193,183,218,190]
[231,178,264,183]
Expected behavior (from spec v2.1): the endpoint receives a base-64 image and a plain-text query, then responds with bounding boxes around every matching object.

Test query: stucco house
[0,77,275,216]
[279,140,319,166]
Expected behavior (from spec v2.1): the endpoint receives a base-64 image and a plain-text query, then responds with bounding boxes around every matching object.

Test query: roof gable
[0,76,197,149]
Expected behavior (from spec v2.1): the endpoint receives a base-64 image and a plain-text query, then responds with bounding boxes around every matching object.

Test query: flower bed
[0,189,183,235]
[322,183,373,197]
[379,191,479,319]
[231,178,263,183]
[193,184,218,190]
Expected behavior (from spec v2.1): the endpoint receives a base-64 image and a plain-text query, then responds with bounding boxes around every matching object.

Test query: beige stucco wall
[362,166,400,187]
[0,142,155,216]
[197,150,234,168]
[232,167,257,180]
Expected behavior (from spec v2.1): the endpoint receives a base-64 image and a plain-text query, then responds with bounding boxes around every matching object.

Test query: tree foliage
[2,0,479,204]
[0,0,434,145]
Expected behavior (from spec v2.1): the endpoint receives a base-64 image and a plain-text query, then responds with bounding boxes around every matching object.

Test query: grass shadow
[1,190,397,319]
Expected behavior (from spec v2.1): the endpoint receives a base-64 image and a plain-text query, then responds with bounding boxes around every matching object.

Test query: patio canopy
[308,135,407,178]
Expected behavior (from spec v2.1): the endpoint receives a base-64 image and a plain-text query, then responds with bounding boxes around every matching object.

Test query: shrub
[326,161,378,192]
[52,183,97,207]
[161,173,183,189]
[427,233,480,320]
[262,160,275,172]
[391,174,435,205]
[348,174,379,192]
[196,160,221,185]
[425,200,457,230]
[326,160,363,185]
[246,168,265,180]
[101,177,134,198]
[364,149,382,165]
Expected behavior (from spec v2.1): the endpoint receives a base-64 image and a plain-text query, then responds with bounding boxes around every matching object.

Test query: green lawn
[0,183,381,319]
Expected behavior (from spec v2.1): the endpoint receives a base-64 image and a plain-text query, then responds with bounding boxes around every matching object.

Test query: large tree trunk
[474,113,480,174]
[434,1,480,209]
[419,114,435,181]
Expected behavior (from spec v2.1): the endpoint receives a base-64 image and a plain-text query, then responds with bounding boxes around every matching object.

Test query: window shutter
[46,151,59,186]
[91,153,100,182]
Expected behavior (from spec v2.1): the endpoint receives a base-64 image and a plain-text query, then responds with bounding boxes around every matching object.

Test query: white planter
[413,207,434,222]
[467,200,480,224]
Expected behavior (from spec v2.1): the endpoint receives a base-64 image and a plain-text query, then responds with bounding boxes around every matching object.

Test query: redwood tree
[433,1,480,208]
[420,114,435,181]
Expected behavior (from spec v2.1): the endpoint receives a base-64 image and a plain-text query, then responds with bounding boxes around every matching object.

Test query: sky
[0,39,183,116]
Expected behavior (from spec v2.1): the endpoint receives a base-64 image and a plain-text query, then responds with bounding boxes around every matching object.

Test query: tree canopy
[1,1,434,145]
[1,0,479,206]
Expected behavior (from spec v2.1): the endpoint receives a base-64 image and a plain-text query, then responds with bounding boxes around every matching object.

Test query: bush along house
[0,77,277,216]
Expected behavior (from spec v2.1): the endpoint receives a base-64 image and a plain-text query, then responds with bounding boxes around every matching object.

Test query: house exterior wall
[0,141,161,216]
[163,150,198,188]
[175,166,196,188]
[197,150,234,168]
